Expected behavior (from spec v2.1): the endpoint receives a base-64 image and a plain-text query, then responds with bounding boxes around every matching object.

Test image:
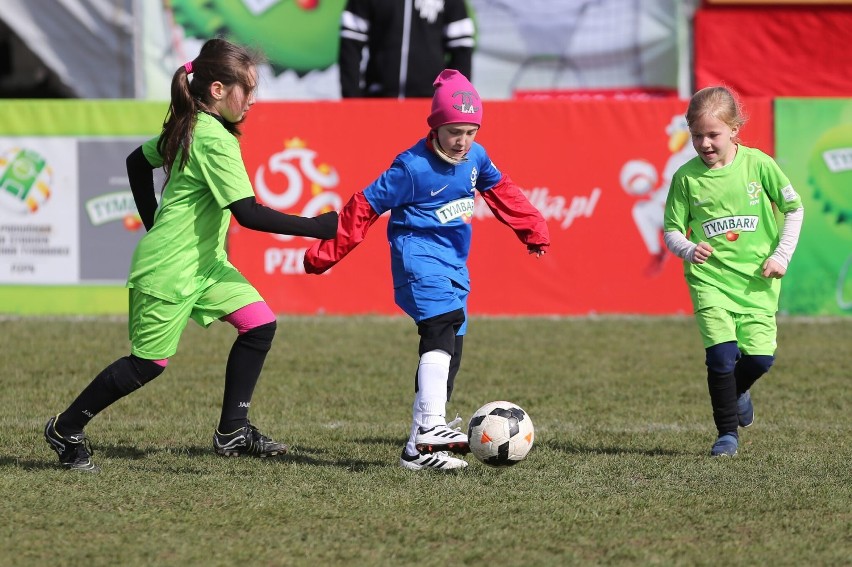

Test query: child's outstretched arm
[229,197,338,239]
[303,191,380,274]
[480,174,550,257]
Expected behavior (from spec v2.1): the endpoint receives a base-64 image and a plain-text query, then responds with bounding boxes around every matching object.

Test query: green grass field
[2,316,849,566]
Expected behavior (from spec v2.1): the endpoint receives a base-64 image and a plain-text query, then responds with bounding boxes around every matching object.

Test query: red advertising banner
[230,98,772,316]
[694,6,852,96]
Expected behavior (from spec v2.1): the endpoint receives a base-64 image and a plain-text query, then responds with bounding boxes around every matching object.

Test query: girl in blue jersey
[305,70,550,470]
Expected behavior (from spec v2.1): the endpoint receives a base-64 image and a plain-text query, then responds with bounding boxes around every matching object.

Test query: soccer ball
[468,401,535,467]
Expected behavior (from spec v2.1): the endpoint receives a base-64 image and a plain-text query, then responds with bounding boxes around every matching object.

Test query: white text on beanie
[427,69,483,129]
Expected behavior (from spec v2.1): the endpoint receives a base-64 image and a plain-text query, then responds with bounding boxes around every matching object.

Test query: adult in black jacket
[339,0,475,98]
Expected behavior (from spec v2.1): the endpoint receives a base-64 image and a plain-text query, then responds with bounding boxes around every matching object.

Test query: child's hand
[762,258,787,278]
[313,211,339,240]
[691,242,714,264]
[528,244,547,258]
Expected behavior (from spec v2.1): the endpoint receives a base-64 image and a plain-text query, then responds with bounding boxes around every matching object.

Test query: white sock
[405,349,451,455]
[416,349,451,428]
[405,398,420,456]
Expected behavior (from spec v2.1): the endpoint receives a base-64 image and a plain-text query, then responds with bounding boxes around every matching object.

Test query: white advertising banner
[0,138,79,283]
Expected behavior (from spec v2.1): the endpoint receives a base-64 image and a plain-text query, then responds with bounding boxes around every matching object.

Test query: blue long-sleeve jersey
[363,138,502,289]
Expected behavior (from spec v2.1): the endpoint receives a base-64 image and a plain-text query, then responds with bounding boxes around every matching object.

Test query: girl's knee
[705,341,740,374]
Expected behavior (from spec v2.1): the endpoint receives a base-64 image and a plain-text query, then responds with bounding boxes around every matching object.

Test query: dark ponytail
[158,38,264,180]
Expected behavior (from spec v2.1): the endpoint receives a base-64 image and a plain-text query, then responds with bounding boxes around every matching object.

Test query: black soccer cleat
[44,415,99,473]
[213,421,288,458]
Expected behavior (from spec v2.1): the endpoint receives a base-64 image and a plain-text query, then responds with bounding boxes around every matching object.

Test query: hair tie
[184,61,193,74]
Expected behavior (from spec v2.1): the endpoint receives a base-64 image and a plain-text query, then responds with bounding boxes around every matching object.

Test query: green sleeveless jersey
[127,113,255,302]
[664,145,803,314]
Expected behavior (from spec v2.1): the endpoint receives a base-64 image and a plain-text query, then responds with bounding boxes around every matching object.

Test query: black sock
[57,355,165,434]
[446,335,464,401]
[735,355,775,395]
[218,322,276,433]
[707,370,738,436]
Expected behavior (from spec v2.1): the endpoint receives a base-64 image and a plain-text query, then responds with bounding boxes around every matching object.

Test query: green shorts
[694,306,777,355]
[128,265,263,359]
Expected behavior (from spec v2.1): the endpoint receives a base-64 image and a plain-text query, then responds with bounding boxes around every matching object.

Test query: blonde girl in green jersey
[44,39,337,472]
[663,86,804,457]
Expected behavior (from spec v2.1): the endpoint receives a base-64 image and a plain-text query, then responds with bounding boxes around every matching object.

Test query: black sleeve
[339,0,368,97]
[444,0,474,79]
[228,197,339,240]
[126,146,158,231]
[446,47,473,80]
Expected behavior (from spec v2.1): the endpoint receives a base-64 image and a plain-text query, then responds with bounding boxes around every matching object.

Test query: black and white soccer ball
[468,401,534,467]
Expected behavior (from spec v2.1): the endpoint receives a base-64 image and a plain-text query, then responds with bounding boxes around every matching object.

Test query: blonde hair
[686,86,747,141]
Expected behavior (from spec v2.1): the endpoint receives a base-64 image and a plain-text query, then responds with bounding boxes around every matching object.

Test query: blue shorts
[394,275,469,335]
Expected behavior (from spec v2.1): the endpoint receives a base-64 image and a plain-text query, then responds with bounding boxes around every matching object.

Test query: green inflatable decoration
[171,0,346,74]
[808,124,852,226]
[776,100,852,316]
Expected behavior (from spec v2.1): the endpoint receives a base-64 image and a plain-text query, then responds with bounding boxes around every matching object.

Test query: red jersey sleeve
[303,191,380,274]
[481,174,550,249]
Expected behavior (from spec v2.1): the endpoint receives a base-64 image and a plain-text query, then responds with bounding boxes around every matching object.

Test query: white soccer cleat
[399,449,468,471]
[415,423,470,454]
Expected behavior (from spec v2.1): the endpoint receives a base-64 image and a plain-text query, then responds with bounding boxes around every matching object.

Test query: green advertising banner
[775,99,852,315]
[0,100,166,136]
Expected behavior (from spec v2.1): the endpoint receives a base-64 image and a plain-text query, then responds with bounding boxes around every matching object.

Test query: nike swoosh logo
[693,198,711,206]
[431,185,449,196]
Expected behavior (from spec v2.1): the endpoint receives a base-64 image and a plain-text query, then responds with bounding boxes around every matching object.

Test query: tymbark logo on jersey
[436,198,475,224]
[702,215,759,240]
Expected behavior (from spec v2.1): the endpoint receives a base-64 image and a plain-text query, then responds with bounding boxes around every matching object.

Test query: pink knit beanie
[427,69,483,129]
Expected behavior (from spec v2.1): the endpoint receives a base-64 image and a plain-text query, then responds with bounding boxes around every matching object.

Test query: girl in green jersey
[44,39,337,472]
[663,86,804,457]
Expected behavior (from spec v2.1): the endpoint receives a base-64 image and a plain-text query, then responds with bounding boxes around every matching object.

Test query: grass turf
[1,316,849,566]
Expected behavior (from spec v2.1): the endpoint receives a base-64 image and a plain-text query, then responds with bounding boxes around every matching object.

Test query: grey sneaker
[737,391,754,428]
[44,415,98,473]
[710,432,739,457]
[213,421,288,457]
